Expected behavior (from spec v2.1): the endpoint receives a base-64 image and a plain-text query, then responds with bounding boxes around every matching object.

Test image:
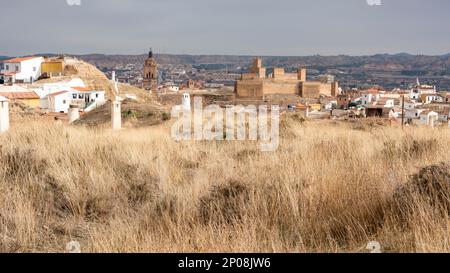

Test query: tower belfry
[143,48,158,91]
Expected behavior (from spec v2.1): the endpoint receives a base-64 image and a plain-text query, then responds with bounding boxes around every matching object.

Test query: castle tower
[143,49,158,92]
[298,68,307,82]
[250,57,266,78]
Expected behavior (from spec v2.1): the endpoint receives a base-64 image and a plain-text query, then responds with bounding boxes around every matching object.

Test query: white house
[0,56,44,84]
[435,93,450,103]
[410,78,437,100]
[405,108,426,121]
[420,93,440,104]
[404,101,422,110]
[41,78,85,94]
[418,110,439,127]
[360,90,381,106]
[45,87,106,113]
[47,91,71,113]
[35,78,86,108]
[374,98,395,108]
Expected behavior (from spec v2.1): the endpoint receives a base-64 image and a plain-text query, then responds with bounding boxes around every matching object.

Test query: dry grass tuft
[199,180,250,225]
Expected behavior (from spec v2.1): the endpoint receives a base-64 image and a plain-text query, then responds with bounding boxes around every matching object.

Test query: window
[96,94,99,98]
[78,94,84,99]
[73,94,77,99]
[5,65,9,70]
[33,67,36,72]
[63,100,66,104]
[15,66,19,72]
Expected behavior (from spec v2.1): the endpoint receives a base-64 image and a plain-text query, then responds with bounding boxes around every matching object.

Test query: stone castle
[235,58,339,100]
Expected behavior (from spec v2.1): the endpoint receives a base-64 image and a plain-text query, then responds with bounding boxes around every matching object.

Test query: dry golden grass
[0,116,449,253]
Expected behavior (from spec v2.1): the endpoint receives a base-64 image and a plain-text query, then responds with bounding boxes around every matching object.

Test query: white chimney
[0,96,10,133]
[182,93,191,111]
[111,101,121,130]
[68,105,80,124]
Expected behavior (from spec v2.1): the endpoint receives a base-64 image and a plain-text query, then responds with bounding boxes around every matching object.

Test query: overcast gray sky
[1,0,449,56]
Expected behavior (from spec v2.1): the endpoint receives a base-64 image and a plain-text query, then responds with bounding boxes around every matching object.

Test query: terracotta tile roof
[0,91,39,100]
[47,91,68,97]
[417,85,435,90]
[0,72,17,76]
[72,86,90,92]
[2,56,40,63]
[363,88,380,94]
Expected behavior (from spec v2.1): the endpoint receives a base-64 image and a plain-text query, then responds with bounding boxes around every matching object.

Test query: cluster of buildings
[334,78,450,126]
[229,58,449,127]
[0,56,106,114]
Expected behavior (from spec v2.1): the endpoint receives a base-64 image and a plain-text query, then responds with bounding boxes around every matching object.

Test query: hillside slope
[36,57,155,101]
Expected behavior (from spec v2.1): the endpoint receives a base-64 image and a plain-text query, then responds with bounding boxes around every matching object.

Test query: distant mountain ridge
[2,53,450,75]
[70,53,450,75]
[2,53,450,68]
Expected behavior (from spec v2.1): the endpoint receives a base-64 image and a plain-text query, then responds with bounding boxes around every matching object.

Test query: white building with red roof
[45,87,106,113]
[410,77,437,100]
[0,56,44,84]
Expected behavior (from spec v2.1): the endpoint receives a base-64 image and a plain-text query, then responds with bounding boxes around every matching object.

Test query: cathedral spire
[149,48,153,58]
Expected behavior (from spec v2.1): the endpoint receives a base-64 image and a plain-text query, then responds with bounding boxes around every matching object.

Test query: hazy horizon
[2,52,450,58]
[1,0,450,57]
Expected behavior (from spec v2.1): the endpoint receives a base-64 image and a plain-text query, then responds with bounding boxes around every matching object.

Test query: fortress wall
[235,80,264,99]
[283,73,299,80]
[301,81,332,98]
[262,80,299,95]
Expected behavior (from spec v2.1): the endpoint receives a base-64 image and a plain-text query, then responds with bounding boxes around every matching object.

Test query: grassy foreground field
[0,116,449,253]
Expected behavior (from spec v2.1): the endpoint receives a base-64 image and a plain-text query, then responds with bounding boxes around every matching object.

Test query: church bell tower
[143,48,158,91]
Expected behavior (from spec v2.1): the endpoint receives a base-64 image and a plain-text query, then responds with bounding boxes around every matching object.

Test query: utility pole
[401,94,405,129]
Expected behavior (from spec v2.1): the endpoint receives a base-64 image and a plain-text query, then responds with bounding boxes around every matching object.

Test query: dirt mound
[74,99,170,128]
[64,58,115,98]
[9,101,36,116]
[394,162,450,213]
